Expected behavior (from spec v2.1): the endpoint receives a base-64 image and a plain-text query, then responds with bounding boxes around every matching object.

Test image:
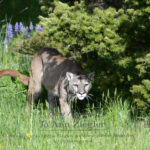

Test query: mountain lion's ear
[66,72,74,81]
[87,72,95,80]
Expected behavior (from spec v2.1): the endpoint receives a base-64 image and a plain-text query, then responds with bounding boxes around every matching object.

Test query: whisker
[86,97,89,101]
[86,94,93,101]
[87,94,92,99]
[88,93,93,97]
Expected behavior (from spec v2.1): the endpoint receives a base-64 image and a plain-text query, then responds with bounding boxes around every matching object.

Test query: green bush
[122,0,150,112]
[19,0,150,112]
[21,1,128,91]
[131,53,150,111]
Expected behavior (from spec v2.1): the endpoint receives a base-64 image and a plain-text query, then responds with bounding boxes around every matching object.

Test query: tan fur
[0,48,94,120]
[0,69,29,86]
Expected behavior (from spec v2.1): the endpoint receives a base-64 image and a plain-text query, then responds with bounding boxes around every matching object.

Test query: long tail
[0,69,29,86]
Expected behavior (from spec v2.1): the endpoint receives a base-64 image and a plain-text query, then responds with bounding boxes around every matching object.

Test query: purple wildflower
[7,24,13,41]
[15,22,19,32]
[19,22,24,33]
[25,27,30,38]
[36,24,43,32]
[29,22,34,30]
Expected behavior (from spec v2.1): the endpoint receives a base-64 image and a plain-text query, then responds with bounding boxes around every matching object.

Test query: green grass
[0,44,150,150]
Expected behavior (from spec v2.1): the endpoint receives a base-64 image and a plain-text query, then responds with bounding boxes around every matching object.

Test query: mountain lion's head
[66,72,95,100]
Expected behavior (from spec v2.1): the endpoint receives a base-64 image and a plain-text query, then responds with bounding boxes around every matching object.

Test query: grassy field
[0,45,150,150]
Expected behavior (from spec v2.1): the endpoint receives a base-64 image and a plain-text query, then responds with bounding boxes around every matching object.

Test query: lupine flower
[7,24,13,41]
[29,22,34,30]
[19,22,24,33]
[15,22,19,32]
[25,27,30,38]
[19,22,23,29]
[36,24,43,32]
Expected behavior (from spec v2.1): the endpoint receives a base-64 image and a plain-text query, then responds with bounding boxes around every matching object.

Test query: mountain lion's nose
[79,91,85,95]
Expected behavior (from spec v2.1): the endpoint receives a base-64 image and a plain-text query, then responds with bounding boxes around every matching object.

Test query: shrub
[18,0,150,113]
[20,1,128,93]
[122,0,150,112]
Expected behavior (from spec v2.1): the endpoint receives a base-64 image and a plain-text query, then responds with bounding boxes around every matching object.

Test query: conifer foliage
[20,0,150,112]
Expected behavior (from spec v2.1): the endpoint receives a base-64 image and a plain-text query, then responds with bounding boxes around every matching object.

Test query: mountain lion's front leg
[59,80,73,121]
[59,98,72,120]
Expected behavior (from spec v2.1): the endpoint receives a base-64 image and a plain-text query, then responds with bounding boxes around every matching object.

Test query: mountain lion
[0,48,94,119]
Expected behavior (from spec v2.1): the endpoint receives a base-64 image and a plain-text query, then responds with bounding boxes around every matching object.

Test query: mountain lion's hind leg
[26,75,42,112]
[26,54,43,112]
[48,93,57,116]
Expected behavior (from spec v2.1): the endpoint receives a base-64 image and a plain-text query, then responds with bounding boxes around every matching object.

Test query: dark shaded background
[0,0,42,25]
[0,0,125,26]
